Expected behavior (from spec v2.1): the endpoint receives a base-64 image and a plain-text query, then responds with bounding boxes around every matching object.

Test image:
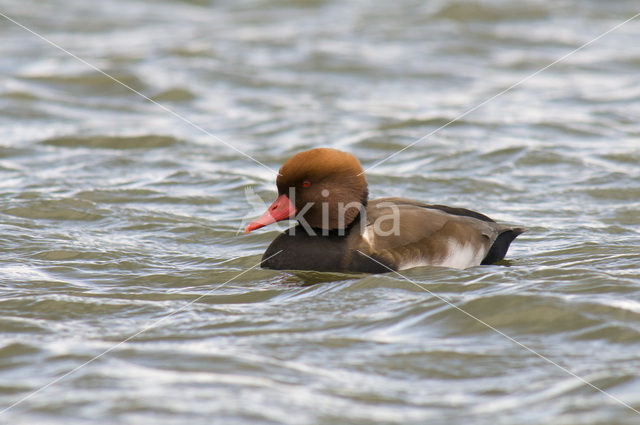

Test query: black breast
[261,225,350,272]
[261,224,391,273]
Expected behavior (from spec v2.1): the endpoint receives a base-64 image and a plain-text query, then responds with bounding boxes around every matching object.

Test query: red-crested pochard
[245,148,524,273]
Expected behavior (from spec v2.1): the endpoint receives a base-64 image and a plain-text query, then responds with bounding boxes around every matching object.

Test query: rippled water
[1,0,640,424]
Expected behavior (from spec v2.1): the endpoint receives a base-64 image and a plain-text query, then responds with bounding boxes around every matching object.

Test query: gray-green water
[1,0,640,424]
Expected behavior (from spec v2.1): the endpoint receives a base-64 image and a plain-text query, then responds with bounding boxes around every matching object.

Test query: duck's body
[246,148,524,273]
[262,197,523,273]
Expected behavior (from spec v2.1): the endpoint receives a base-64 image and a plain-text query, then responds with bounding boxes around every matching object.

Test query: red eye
[302,179,311,188]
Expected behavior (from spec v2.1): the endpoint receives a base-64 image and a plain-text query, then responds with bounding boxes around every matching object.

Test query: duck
[245,148,524,273]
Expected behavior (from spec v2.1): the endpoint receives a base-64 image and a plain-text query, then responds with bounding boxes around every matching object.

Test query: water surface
[1,0,639,424]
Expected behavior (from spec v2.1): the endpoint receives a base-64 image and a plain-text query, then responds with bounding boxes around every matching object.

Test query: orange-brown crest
[276,148,368,230]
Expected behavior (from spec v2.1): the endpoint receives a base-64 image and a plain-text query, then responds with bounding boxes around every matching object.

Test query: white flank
[438,240,484,269]
[366,226,485,271]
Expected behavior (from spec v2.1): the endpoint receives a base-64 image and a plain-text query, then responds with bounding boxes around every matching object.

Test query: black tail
[481,228,525,265]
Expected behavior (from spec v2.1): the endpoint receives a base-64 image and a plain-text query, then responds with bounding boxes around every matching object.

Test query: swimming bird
[245,148,524,273]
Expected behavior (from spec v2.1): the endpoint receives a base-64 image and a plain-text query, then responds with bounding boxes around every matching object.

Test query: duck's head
[245,148,368,233]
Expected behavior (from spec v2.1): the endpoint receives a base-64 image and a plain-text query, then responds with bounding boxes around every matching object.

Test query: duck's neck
[303,210,364,238]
